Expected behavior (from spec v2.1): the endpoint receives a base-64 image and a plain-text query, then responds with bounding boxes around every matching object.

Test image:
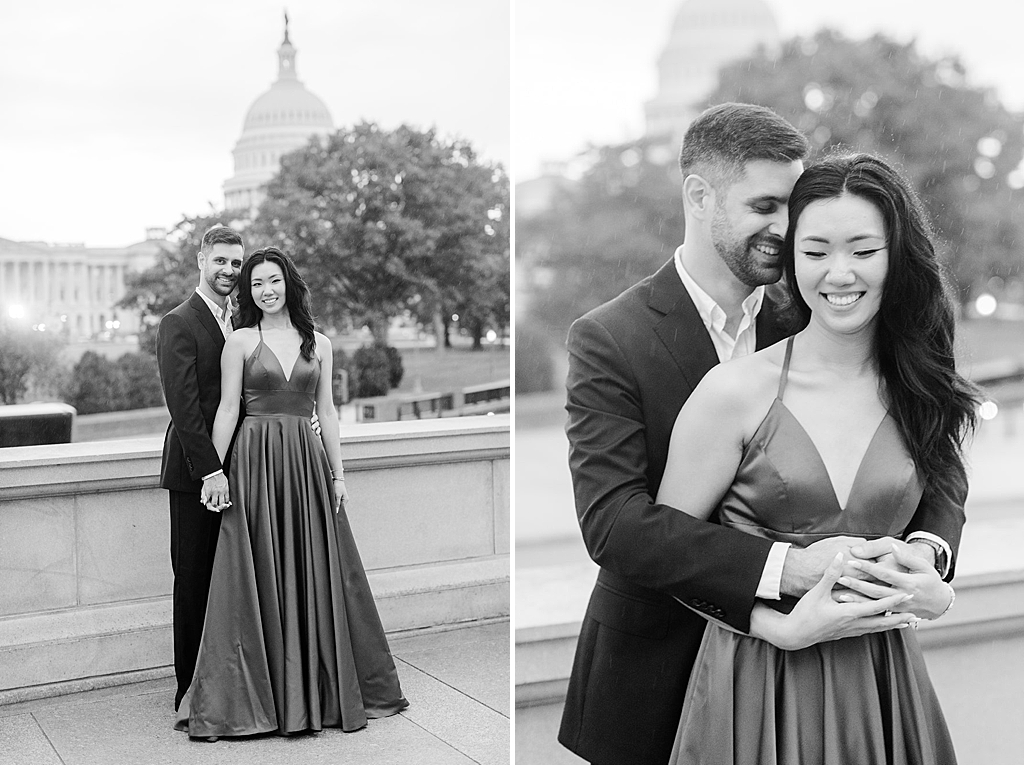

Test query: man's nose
[767,208,788,239]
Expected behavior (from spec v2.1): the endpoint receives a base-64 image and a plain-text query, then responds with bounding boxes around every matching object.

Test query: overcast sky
[0,0,510,247]
[517,0,1024,181]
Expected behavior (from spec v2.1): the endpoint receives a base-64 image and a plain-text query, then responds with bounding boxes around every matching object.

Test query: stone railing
[0,415,509,704]
[515,521,1024,765]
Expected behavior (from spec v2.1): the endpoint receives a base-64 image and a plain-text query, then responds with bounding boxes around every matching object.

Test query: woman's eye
[854,247,883,257]
[801,251,826,258]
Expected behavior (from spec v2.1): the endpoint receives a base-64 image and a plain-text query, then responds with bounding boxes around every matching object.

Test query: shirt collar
[673,245,765,331]
[195,288,229,323]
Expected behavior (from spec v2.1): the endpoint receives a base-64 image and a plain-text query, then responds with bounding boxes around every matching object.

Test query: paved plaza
[0,619,509,765]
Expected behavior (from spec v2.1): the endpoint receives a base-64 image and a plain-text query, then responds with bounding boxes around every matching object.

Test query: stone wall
[0,415,509,703]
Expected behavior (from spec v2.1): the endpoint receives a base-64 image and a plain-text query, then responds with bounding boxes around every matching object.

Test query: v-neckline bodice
[773,336,889,512]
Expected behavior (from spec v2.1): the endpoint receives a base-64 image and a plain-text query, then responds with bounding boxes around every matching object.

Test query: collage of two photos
[1,1,1024,764]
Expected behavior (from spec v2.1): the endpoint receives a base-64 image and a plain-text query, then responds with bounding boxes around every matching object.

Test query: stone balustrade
[515,521,1024,765]
[0,415,509,704]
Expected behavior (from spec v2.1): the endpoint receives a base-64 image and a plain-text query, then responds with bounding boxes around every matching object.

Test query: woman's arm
[313,333,348,511]
[655,363,752,519]
[204,333,246,511]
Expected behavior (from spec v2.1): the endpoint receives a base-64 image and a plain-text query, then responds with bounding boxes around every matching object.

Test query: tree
[119,212,248,354]
[707,29,1024,298]
[0,325,66,404]
[250,123,510,349]
[519,139,684,336]
[63,352,120,415]
[114,352,165,410]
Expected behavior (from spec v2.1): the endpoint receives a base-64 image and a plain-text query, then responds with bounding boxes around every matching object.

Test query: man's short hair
[678,102,810,190]
[200,224,243,252]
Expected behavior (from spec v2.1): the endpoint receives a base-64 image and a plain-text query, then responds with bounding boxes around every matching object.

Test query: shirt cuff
[755,541,791,600]
[905,531,951,578]
[202,469,224,481]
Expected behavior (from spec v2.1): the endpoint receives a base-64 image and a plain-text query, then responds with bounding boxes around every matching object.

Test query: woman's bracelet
[938,583,956,617]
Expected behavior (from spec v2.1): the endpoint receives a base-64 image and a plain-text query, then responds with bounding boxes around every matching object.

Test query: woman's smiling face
[794,192,889,336]
[250,261,287,316]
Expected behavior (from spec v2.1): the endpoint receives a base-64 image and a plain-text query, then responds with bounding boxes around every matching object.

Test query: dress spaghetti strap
[778,336,794,402]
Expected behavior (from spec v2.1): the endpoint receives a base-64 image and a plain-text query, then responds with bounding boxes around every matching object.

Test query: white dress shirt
[195,288,233,340]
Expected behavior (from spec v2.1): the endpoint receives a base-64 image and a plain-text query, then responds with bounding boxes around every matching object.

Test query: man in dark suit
[558,103,965,765]
[156,224,244,711]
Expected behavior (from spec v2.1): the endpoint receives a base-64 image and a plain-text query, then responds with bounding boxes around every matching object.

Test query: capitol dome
[645,0,779,144]
[224,18,335,212]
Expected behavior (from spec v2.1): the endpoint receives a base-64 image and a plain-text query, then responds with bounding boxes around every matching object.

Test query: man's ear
[682,174,715,221]
[196,251,205,270]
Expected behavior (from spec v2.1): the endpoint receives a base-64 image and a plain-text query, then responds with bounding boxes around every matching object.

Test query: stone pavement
[0,619,509,765]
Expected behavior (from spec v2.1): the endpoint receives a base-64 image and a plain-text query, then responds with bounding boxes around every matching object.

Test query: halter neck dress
[179,325,408,737]
[669,337,956,765]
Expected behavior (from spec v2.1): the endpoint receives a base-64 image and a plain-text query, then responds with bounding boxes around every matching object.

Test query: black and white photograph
[0,2,509,763]
[515,1,1024,764]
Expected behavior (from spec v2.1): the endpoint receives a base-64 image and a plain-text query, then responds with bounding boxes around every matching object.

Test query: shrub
[350,344,393,398]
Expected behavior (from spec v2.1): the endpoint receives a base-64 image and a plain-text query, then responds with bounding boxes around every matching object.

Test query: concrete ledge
[0,555,509,705]
[0,416,509,699]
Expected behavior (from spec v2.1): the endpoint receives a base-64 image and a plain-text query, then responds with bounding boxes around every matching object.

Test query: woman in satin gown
[177,246,408,739]
[657,154,980,764]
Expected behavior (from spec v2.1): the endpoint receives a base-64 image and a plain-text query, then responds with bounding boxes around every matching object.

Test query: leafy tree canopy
[251,122,509,345]
[708,29,1024,298]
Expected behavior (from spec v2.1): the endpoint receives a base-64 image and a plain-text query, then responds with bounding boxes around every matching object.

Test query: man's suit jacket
[156,292,227,493]
[557,261,967,765]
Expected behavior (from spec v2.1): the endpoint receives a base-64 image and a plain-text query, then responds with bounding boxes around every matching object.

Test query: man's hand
[839,544,953,620]
[754,553,917,651]
[780,536,868,598]
[835,537,936,612]
[201,473,231,513]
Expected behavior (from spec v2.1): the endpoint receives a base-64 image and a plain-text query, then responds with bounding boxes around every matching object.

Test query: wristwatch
[910,538,947,576]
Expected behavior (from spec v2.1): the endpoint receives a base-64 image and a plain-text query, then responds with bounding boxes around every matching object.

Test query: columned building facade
[0,235,169,340]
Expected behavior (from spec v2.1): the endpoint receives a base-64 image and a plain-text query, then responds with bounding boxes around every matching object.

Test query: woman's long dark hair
[781,152,980,499]
[235,246,317,360]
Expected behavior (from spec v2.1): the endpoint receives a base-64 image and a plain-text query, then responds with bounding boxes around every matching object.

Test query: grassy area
[394,343,510,394]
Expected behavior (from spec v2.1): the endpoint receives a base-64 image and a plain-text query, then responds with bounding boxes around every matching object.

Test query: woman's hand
[333,478,349,513]
[752,553,917,651]
[838,544,954,620]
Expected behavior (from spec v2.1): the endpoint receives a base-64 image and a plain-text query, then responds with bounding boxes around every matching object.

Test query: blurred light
[451,313,459,322]
[113,320,121,329]
[979,401,999,420]
[1008,170,1024,190]
[620,148,642,168]
[38,324,46,332]
[974,293,998,316]
[977,136,1003,158]
[60,314,68,322]
[486,329,497,343]
[974,157,996,179]
[8,305,25,320]
[803,85,826,112]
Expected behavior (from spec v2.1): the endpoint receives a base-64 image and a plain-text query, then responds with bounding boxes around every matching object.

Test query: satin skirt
[669,623,956,765]
[178,415,408,737]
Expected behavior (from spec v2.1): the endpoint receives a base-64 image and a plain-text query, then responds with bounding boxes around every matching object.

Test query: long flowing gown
[178,331,408,737]
[669,337,956,765]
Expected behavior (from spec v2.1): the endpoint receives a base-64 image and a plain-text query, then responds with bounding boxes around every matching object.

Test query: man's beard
[205,272,236,297]
[711,210,783,288]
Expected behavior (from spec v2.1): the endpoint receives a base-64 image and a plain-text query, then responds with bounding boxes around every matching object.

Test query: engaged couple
[157,225,407,741]
[559,103,977,764]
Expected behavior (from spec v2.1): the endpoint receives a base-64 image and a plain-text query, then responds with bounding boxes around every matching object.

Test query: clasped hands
[762,536,952,651]
[201,472,231,513]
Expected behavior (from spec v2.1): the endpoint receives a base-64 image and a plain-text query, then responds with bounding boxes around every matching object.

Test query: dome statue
[644,0,780,146]
[223,15,335,212]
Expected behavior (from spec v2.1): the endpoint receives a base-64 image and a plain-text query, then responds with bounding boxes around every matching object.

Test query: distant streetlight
[975,293,998,317]
[979,401,999,420]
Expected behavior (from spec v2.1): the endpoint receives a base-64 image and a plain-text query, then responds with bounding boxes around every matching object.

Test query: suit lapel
[189,291,226,352]
[648,261,719,392]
